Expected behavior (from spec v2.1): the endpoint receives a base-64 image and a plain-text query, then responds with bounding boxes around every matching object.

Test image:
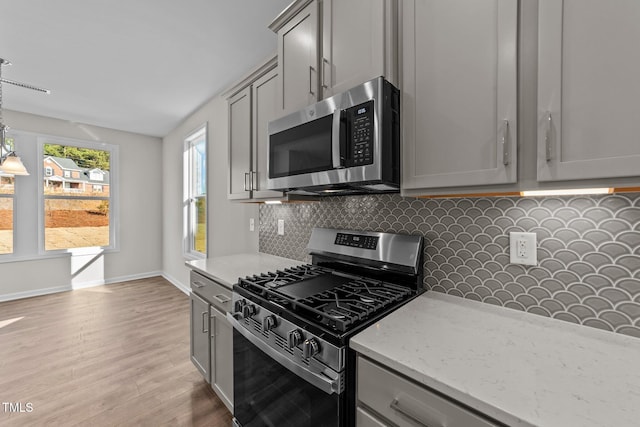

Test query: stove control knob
[262,315,277,332]
[242,303,257,318]
[287,329,304,349]
[234,299,246,315]
[303,338,320,359]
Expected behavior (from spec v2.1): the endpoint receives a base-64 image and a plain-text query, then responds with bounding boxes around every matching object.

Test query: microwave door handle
[332,109,347,169]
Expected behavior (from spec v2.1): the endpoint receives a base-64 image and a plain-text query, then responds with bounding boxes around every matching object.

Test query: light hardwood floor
[0,277,233,426]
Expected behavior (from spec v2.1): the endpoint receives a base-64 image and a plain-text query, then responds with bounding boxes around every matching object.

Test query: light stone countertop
[186,253,305,289]
[350,291,640,427]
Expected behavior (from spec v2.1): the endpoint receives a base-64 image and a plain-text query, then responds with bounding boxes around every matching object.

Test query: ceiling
[0,0,291,137]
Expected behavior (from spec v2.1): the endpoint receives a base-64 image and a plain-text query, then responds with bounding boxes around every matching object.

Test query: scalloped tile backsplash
[259,193,640,338]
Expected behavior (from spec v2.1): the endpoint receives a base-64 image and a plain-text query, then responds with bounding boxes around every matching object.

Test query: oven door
[232,329,343,427]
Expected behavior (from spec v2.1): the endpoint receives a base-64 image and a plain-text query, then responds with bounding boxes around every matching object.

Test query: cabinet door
[277,0,319,115]
[251,68,284,199]
[190,293,210,381]
[321,0,391,98]
[211,309,234,411]
[228,86,252,200]
[537,0,640,181]
[402,0,518,190]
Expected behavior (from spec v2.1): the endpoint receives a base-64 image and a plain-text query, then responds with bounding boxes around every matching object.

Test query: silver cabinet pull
[502,120,510,166]
[213,294,231,304]
[545,111,552,162]
[250,171,256,191]
[309,66,315,96]
[243,172,250,192]
[201,311,208,333]
[390,398,441,427]
[192,280,205,288]
[210,313,216,338]
[321,58,329,89]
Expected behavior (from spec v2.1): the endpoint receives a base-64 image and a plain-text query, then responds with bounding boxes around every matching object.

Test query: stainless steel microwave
[267,77,400,195]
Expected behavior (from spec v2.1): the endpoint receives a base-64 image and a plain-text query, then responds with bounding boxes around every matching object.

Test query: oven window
[233,330,341,427]
[269,114,333,178]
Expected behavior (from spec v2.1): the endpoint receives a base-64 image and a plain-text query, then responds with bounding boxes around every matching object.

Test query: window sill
[0,247,120,264]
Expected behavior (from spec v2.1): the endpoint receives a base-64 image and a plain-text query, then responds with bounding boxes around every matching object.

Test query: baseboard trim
[162,272,190,296]
[0,270,164,302]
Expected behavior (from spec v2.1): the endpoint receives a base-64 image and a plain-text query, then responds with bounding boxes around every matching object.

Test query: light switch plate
[509,232,537,265]
[249,218,255,232]
[277,219,284,235]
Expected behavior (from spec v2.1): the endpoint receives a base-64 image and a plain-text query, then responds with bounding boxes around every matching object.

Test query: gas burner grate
[238,264,414,333]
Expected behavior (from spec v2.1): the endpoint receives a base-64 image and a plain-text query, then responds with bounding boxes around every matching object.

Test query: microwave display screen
[269,114,333,179]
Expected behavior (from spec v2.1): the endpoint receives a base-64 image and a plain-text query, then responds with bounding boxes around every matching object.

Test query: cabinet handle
[545,111,552,162]
[213,294,231,304]
[321,58,329,89]
[201,311,208,333]
[192,280,205,288]
[502,120,510,166]
[250,171,256,191]
[210,313,216,338]
[309,66,315,96]
[243,172,250,192]
[390,398,441,427]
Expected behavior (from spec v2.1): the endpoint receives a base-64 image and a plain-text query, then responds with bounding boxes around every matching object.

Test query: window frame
[38,137,119,254]
[183,124,207,260]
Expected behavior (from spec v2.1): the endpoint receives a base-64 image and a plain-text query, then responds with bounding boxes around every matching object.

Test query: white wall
[0,110,163,301]
[162,95,259,291]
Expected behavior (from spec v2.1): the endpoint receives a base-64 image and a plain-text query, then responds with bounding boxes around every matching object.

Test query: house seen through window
[43,143,112,251]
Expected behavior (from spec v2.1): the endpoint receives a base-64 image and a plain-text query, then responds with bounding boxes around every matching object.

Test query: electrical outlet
[277,219,285,235]
[510,232,537,265]
[249,218,255,232]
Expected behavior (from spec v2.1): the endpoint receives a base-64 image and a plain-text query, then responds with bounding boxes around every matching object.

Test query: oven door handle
[227,313,341,395]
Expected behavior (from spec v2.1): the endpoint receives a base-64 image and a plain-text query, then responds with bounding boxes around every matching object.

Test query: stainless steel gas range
[227,228,424,427]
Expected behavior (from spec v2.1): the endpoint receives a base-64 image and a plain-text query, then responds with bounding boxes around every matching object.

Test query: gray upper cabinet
[276,0,319,115]
[401,0,518,191]
[321,0,396,98]
[273,0,397,116]
[227,61,284,201]
[228,86,252,200]
[537,0,640,182]
[251,69,283,199]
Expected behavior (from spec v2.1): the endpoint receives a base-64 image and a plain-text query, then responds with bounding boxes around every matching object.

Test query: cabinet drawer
[356,407,387,427]
[357,357,500,427]
[190,271,232,313]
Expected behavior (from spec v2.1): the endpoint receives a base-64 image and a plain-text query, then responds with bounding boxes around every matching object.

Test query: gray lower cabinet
[357,356,499,427]
[190,271,233,412]
[209,306,233,411]
[190,292,210,381]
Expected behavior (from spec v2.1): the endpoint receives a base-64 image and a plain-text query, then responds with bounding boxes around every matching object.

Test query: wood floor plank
[0,277,233,426]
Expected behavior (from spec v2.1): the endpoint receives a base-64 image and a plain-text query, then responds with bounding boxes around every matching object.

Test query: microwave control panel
[348,101,374,166]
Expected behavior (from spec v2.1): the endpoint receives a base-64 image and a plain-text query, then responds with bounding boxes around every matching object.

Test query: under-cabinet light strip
[520,188,613,197]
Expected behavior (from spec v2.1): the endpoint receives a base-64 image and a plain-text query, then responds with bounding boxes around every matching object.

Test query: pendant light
[0,58,51,176]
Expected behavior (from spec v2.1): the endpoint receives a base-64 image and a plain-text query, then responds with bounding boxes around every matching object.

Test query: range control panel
[347,100,374,166]
[334,233,379,250]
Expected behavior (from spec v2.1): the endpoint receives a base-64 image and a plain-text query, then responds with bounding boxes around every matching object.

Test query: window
[42,142,115,251]
[0,152,15,255]
[45,166,53,176]
[184,125,207,258]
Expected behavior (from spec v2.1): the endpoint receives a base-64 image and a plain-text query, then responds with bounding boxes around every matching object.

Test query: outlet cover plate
[509,232,537,265]
[277,219,284,235]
